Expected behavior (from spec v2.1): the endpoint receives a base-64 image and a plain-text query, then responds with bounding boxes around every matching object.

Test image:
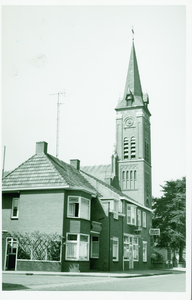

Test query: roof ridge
[47,154,97,192]
[2,154,36,178]
[46,154,71,185]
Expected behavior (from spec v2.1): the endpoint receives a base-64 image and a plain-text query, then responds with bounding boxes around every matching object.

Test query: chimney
[70,159,80,171]
[36,141,48,155]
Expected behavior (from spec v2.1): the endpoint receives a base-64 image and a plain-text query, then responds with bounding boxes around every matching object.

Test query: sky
[1,2,190,198]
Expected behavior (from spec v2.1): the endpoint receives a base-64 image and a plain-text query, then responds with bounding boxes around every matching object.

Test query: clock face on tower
[125,117,133,127]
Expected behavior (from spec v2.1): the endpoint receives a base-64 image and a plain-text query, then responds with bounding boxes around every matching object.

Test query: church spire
[123,39,143,101]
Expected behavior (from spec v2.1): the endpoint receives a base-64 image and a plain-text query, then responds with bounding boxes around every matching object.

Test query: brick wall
[2,190,64,234]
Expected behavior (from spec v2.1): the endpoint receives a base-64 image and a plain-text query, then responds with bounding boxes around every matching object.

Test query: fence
[9,231,62,262]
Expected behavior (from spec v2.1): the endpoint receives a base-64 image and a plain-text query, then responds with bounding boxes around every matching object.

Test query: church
[2,37,153,273]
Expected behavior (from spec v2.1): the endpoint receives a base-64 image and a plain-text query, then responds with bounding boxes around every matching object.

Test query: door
[5,237,18,271]
[129,245,134,269]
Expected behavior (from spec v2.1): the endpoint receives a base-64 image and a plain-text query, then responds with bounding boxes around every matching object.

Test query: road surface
[2,272,186,292]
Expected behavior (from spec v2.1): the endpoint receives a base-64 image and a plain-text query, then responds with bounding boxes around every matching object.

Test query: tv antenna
[50,90,66,158]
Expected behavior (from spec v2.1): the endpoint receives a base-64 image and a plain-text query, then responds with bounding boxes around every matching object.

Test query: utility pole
[50,91,66,158]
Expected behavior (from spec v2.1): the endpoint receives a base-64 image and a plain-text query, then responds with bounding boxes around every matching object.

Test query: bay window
[67,196,90,220]
[66,233,89,261]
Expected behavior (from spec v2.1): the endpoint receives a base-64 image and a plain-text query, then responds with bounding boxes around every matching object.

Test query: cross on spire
[132,26,134,41]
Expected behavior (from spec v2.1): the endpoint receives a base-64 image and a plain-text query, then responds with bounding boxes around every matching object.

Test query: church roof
[116,41,144,110]
[80,165,112,182]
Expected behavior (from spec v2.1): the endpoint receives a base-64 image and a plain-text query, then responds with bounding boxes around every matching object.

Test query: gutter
[2,186,97,197]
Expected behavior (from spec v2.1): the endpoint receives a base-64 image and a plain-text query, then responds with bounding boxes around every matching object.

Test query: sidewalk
[2,267,186,278]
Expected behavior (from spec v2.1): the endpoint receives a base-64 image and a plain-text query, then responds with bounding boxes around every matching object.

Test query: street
[2,272,185,292]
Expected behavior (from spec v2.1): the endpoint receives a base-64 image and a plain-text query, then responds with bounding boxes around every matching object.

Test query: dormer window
[125,90,133,106]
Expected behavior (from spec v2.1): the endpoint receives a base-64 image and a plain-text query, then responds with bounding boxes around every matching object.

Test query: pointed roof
[123,41,143,99]
[116,41,144,110]
[2,152,96,195]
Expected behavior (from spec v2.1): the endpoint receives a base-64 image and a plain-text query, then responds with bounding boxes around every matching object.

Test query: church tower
[115,38,152,208]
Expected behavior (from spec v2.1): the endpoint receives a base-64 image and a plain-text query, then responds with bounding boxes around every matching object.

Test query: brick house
[2,38,153,272]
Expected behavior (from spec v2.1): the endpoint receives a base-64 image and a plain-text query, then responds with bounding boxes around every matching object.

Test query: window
[66,233,89,261]
[123,235,138,261]
[123,235,129,259]
[11,198,19,219]
[133,237,139,260]
[134,170,137,189]
[91,236,99,258]
[112,237,119,261]
[143,241,147,262]
[67,196,90,220]
[143,211,146,228]
[137,209,141,227]
[124,137,129,159]
[127,204,136,225]
[131,136,136,158]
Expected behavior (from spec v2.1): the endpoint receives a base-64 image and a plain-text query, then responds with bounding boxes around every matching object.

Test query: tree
[152,177,186,262]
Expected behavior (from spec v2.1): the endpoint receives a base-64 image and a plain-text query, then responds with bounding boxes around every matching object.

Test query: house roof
[2,152,97,195]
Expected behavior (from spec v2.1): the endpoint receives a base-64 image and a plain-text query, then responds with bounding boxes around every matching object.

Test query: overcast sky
[1,2,189,198]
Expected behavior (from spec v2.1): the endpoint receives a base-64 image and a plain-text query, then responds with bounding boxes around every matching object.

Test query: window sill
[67,216,90,221]
[11,217,19,220]
[66,259,89,262]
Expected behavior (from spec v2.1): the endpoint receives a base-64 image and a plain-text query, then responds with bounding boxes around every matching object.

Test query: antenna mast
[50,91,66,158]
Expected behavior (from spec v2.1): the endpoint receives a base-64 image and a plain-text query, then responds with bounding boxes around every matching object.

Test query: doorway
[4,237,18,271]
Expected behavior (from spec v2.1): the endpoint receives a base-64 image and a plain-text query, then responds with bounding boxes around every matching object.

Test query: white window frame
[137,209,141,227]
[11,198,19,219]
[112,237,119,262]
[143,211,146,228]
[143,241,147,262]
[123,234,139,261]
[127,204,136,225]
[65,233,89,261]
[67,196,90,220]
[91,235,99,258]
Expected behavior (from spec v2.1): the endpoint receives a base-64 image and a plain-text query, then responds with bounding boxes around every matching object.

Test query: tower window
[124,137,129,159]
[131,136,136,158]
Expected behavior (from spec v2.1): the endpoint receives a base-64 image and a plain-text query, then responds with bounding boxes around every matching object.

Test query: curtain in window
[81,199,89,219]
[124,236,129,259]
[79,235,88,259]
[113,239,118,260]
[12,198,19,217]
[68,197,78,217]
[67,243,77,259]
